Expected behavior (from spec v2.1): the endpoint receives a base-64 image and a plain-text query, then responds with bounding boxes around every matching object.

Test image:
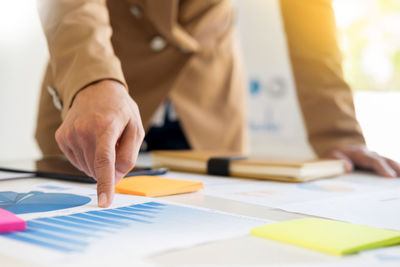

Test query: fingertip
[382,169,396,178]
[385,159,400,178]
[374,158,397,178]
[344,160,354,173]
[97,191,114,208]
[336,156,353,173]
[98,192,108,208]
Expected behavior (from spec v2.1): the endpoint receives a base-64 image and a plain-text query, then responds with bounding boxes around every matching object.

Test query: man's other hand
[55,80,145,208]
[325,144,400,178]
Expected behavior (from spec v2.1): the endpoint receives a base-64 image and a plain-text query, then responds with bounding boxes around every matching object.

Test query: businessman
[36,0,400,207]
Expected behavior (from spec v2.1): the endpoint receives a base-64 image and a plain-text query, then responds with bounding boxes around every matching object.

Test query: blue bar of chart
[2,202,163,253]
[1,200,264,256]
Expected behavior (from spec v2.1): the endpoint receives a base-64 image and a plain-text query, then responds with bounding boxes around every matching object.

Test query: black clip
[206,156,247,176]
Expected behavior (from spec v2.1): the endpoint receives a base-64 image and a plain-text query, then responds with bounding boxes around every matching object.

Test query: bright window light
[333,0,400,91]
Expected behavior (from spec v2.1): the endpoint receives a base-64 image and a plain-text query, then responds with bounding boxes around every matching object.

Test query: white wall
[0,0,47,160]
[354,92,400,162]
[234,0,315,159]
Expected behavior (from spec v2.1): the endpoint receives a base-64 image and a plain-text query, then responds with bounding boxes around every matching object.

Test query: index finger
[94,133,117,208]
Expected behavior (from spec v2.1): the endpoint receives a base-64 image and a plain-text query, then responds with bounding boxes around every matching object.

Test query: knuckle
[96,180,113,192]
[327,150,341,158]
[354,150,371,162]
[376,157,386,165]
[118,155,135,171]
[358,148,370,157]
[131,100,140,112]
[94,154,112,170]
[93,113,114,131]
[371,158,386,169]
[137,127,145,140]
[371,151,381,159]
[63,128,74,143]
[55,128,63,143]
[73,120,89,138]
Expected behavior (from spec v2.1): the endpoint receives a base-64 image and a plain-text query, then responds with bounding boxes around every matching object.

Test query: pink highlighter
[0,208,26,233]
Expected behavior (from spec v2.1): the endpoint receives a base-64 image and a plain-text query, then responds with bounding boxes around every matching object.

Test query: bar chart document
[0,182,268,265]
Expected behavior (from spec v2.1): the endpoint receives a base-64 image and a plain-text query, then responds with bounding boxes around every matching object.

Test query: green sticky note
[251,218,400,256]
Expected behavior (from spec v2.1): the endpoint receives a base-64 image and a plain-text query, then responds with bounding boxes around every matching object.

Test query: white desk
[1,168,399,266]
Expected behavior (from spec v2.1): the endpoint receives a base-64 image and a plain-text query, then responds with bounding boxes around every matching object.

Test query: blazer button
[129,5,143,18]
[150,36,167,52]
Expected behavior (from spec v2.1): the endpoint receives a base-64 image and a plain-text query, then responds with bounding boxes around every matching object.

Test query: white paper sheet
[202,176,383,208]
[268,242,400,267]
[280,188,400,231]
[0,182,270,266]
[160,172,400,209]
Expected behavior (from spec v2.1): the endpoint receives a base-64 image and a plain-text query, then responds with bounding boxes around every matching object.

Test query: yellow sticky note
[251,218,400,256]
[115,176,204,197]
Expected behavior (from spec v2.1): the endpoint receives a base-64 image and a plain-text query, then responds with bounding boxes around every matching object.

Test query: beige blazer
[35,0,365,157]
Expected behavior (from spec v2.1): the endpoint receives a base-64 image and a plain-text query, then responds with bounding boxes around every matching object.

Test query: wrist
[72,79,127,106]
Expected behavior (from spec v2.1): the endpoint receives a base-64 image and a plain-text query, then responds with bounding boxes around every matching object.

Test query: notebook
[251,218,400,256]
[115,176,204,197]
[151,150,345,182]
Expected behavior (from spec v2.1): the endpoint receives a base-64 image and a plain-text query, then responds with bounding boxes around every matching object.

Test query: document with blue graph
[0,182,268,265]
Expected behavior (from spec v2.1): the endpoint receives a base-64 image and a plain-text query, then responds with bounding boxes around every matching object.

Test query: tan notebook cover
[151,150,345,182]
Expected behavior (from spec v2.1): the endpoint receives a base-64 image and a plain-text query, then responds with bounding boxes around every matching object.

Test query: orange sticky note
[115,176,204,197]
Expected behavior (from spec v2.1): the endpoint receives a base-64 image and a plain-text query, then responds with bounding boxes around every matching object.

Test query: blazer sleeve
[37,0,127,119]
[280,0,366,156]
